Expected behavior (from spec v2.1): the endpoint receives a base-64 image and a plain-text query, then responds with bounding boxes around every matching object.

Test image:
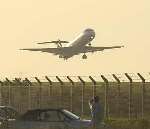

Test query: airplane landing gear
[59,55,68,60]
[88,43,91,46]
[82,54,87,59]
[64,58,67,60]
[59,55,62,58]
[63,56,68,60]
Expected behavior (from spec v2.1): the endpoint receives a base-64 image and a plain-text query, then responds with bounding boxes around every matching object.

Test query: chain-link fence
[0,73,150,120]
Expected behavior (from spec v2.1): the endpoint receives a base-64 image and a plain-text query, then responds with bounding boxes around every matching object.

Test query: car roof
[24,108,64,114]
[0,106,18,112]
[0,106,14,108]
[19,108,65,120]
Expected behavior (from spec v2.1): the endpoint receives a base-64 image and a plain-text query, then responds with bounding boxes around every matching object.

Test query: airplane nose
[90,31,95,39]
[83,28,95,40]
[90,35,95,40]
[85,30,95,36]
[83,28,94,33]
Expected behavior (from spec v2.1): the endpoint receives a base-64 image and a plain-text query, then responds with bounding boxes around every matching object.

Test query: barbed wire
[0,73,150,83]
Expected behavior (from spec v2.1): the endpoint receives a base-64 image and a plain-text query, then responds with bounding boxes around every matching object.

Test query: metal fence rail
[0,73,150,120]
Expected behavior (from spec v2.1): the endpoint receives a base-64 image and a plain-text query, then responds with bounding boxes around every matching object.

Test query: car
[5,108,92,129]
[0,106,19,121]
[0,106,19,129]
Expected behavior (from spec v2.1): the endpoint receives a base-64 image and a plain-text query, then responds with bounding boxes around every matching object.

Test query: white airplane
[21,28,124,60]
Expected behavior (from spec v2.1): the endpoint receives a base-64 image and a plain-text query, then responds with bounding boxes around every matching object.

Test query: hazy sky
[0,0,150,78]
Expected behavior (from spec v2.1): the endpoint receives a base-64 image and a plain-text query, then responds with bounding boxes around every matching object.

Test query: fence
[0,73,150,120]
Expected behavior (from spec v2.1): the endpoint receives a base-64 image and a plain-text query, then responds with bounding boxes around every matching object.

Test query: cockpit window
[84,28,94,32]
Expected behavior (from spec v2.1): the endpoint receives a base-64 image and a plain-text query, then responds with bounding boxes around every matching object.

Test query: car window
[40,111,60,122]
[0,108,6,118]
[5,107,19,119]
[0,107,18,119]
[58,112,66,121]
[21,111,40,121]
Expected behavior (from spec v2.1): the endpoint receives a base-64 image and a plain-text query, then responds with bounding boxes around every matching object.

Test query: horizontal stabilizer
[37,40,69,44]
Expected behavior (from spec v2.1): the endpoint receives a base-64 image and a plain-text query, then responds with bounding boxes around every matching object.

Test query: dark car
[7,108,91,129]
[0,106,19,121]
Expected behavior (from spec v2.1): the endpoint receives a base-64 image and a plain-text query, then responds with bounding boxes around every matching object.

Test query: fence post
[15,78,22,111]
[137,73,145,119]
[112,74,121,118]
[35,77,42,108]
[101,75,109,120]
[0,80,3,106]
[15,78,22,86]
[78,76,85,116]
[89,76,97,97]
[56,76,64,107]
[67,76,74,112]
[45,76,53,96]
[125,73,133,120]
[15,78,23,112]
[0,81,3,86]
[5,78,12,106]
[25,78,32,110]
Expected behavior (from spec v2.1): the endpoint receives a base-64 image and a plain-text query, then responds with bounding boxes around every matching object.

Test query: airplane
[20,28,124,60]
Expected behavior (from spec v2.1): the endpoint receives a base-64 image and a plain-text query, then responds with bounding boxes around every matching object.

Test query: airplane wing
[20,48,64,55]
[20,47,76,59]
[83,46,124,53]
[20,45,124,59]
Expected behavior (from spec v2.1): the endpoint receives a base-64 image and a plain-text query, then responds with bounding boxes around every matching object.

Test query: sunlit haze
[0,0,150,78]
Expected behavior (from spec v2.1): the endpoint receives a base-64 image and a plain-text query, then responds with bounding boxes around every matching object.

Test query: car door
[38,110,66,129]
[10,110,67,129]
[10,111,46,129]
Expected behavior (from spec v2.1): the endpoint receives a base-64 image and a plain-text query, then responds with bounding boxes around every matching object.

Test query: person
[89,96,104,128]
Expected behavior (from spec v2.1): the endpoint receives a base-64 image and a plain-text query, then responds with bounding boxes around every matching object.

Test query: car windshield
[62,110,80,120]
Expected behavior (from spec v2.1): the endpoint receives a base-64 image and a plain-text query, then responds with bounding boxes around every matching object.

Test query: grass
[103,119,150,129]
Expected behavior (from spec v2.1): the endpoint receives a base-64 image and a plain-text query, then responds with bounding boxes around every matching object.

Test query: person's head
[94,96,99,103]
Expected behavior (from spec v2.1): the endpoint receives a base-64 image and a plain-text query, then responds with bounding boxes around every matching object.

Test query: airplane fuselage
[66,28,95,48]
